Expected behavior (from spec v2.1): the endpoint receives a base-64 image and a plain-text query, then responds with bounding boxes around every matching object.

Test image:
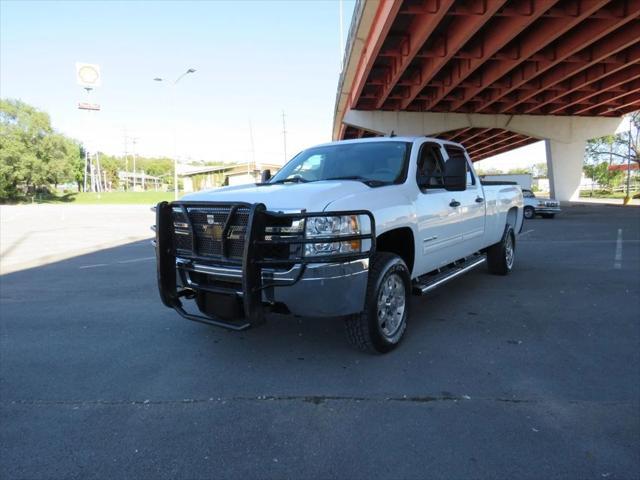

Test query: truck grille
[171,204,303,263]
[172,206,249,260]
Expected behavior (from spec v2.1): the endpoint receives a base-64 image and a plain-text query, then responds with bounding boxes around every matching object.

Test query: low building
[178,163,281,193]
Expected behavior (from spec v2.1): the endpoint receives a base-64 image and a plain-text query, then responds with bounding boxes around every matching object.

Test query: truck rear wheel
[487,226,515,276]
[345,252,410,353]
[523,206,535,219]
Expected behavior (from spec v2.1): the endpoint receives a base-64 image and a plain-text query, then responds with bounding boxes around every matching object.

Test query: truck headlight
[305,215,360,237]
[304,214,371,256]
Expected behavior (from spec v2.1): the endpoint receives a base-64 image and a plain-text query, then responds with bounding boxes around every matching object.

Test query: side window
[416,143,446,190]
[444,145,474,187]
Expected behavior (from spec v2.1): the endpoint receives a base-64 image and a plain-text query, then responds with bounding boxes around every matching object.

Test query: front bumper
[177,258,369,317]
[155,201,375,329]
[534,206,561,214]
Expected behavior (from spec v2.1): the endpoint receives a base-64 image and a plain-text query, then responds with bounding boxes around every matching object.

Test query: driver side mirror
[260,169,272,183]
[443,156,467,192]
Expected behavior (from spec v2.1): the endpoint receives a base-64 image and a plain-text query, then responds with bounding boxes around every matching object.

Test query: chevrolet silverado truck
[154,137,523,353]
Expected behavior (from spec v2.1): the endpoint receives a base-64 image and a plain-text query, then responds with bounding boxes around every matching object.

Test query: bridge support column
[545,139,586,202]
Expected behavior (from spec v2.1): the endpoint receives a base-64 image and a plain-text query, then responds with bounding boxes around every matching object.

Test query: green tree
[0,99,82,200]
[583,162,624,190]
[586,112,639,167]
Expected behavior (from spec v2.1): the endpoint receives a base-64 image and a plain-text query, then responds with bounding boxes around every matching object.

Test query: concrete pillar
[545,139,586,202]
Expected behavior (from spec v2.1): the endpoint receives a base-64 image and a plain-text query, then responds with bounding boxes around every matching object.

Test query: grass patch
[579,190,640,199]
[3,191,176,205]
[71,191,175,204]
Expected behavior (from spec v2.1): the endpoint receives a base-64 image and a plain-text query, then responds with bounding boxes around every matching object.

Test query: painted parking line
[78,263,109,269]
[79,256,155,269]
[117,256,155,264]
[614,228,623,269]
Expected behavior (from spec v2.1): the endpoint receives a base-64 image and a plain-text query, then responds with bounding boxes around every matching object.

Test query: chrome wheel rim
[377,273,406,339]
[524,208,533,219]
[505,234,514,269]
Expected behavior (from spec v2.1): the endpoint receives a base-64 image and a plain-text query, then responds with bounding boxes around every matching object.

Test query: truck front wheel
[345,252,410,353]
[487,225,515,275]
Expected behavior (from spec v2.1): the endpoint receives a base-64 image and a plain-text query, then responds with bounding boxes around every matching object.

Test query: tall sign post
[76,62,101,192]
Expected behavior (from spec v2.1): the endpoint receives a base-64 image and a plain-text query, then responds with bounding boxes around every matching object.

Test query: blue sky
[1,0,543,169]
[1,0,356,165]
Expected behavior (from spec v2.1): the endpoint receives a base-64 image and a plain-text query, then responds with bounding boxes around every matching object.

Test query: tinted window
[270,141,410,184]
[416,143,446,189]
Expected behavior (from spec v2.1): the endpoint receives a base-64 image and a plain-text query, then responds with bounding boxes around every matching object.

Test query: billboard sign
[78,102,101,111]
[76,62,101,88]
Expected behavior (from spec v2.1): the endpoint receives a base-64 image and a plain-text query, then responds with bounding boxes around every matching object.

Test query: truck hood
[180,181,373,212]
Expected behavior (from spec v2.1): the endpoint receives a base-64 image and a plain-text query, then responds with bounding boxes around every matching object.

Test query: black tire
[541,213,555,219]
[523,206,535,220]
[345,252,410,354]
[487,225,515,276]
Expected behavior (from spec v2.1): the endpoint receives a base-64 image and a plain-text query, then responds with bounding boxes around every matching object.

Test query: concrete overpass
[333,0,640,200]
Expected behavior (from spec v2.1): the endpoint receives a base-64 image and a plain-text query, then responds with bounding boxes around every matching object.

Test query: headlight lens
[305,215,359,238]
[304,214,371,256]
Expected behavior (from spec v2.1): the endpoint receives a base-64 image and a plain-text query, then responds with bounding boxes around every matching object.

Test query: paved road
[1,204,638,479]
[0,204,154,274]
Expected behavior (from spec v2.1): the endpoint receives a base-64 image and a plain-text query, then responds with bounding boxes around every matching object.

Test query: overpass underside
[334,0,640,200]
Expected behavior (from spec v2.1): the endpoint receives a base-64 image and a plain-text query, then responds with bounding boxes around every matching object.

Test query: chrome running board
[412,254,486,295]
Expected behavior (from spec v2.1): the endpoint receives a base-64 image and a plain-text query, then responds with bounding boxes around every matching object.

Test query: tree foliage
[586,112,639,166]
[583,112,638,191]
[0,99,82,200]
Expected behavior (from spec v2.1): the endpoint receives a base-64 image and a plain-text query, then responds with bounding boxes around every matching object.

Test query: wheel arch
[376,227,415,275]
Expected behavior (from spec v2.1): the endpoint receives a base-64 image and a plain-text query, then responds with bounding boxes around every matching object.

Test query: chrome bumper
[177,258,369,317]
[534,206,561,214]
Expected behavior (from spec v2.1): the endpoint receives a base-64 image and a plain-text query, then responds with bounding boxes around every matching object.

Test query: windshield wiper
[325,176,391,187]
[270,176,310,184]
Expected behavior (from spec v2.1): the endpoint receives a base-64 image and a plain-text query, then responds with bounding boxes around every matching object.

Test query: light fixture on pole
[153,68,196,200]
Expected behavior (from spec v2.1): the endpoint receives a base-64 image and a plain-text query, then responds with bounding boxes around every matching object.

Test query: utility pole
[339,0,344,71]
[625,117,632,204]
[281,110,288,162]
[132,137,138,190]
[248,118,256,176]
[123,131,129,191]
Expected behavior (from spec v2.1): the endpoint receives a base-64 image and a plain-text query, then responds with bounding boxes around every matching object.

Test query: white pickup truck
[154,137,523,353]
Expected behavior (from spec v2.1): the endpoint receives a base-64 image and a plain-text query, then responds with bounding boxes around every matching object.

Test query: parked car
[154,137,523,353]
[522,189,561,219]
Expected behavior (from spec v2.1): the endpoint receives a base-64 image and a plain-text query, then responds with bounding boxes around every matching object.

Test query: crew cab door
[442,144,486,255]
[413,141,466,275]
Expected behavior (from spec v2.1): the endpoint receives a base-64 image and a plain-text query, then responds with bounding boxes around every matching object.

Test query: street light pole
[154,68,196,200]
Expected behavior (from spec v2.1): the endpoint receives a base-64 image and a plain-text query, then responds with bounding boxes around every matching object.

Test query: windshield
[270,141,411,185]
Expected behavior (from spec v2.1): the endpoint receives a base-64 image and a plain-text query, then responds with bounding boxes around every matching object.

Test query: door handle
[475,197,484,203]
[449,200,460,207]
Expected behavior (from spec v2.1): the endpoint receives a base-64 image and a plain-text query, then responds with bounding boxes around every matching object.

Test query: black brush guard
[155,201,375,330]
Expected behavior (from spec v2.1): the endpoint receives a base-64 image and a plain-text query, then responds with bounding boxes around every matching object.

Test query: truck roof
[312,136,464,149]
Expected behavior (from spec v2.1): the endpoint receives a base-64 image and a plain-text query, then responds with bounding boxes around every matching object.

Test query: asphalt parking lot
[1,204,638,479]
